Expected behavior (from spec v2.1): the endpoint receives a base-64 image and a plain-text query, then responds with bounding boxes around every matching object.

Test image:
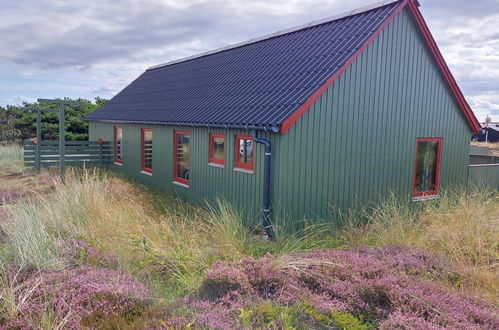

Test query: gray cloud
[0,0,498,121]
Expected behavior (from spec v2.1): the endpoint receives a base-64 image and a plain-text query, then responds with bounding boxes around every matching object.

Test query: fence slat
[23,140,113,168]
[468,164,499,190]
[469,154,499,165]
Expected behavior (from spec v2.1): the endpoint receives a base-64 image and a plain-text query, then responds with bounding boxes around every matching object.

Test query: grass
[0,144,497,327]
[1,167,259,299]
[0,144,22,172]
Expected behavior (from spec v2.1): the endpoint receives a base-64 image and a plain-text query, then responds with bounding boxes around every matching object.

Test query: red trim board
[141,128,152,173]
[174,130,190,185]
[114,126,122,164]
[209,133,225,165]
[405,0,480,133]
[234,135,254,171]
[412,137,442,198]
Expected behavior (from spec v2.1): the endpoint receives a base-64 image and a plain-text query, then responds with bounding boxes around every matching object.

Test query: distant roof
[85,0,402,131]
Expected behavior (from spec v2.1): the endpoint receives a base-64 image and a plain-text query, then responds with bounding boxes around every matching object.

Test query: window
[174,131,190,185]
[114,126,123,164]
[141,128,153,173]
[209,133,225,165]
[234,135,254,171]
[413,138,442,198]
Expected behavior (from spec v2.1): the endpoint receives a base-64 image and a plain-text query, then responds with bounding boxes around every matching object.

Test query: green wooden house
[86,0,480,232]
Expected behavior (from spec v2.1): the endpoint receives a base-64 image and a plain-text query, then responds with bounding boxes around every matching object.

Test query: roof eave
[85,118,281,133]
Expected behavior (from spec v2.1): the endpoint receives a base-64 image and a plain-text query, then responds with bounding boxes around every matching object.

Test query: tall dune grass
[0,144,23,172]
[0,169,256,297]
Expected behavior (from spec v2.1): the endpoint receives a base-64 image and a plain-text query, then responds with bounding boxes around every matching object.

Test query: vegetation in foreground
[0,145,497,329]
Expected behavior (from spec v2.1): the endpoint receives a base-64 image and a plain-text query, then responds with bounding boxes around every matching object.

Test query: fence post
[98,138,104,167]
[59,104,65,182]
[35,109,41,171]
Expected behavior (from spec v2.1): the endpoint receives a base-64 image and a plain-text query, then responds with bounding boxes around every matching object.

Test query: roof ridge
[147,0,402,71]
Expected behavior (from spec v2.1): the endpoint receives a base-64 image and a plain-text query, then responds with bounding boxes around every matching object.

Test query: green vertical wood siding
[89,8,473,226]
[89,122,279,225]
[273,8,472,221]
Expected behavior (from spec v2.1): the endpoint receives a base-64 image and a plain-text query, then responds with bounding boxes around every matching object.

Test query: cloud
[1,95,37,107]
[468,91,499,122]
[419,0,499,121]
[0,0,498,121]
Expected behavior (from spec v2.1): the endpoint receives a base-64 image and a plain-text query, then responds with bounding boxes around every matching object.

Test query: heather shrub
[199,261,251,299]
[1,266,152,329]
[187,248,498,329]
[1,159,497,328]
[339,188,499,302]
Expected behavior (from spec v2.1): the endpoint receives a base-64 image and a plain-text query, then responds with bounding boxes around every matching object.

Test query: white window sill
[140,170,152,176]
[173,181,189,188]
[208,162,225,168]
[412,194,440,202]
[233,167,254,174]
[114,162,123,166]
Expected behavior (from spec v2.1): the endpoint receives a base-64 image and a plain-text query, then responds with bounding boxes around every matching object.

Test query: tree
[0,97,108,143]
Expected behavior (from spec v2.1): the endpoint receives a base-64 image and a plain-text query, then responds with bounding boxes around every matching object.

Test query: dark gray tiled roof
[85,1,401,130]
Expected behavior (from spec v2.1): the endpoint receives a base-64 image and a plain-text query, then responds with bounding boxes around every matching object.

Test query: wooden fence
[468,164,499,190]
[23,140,113,168]
[469,154,499,165]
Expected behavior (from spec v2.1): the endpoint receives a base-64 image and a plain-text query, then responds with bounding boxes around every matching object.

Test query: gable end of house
[279,0,480,134]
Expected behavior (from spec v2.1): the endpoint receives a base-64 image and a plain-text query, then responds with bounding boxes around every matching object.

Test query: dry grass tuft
[0,168,253,296]
[0,144,23,172]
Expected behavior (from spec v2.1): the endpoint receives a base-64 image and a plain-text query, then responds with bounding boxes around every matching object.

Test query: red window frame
[209,133,225,165]
[174,130,190,185]
[234,135,254,171]
[412,137,442,198]
[141,128,152,174]
[114,126,123,164]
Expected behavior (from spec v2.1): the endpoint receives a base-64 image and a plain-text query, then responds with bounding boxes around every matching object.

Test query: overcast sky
[0,0,498,122]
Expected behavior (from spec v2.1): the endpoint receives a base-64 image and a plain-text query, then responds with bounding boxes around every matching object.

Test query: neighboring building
[473,122,499,143]
[86,0,480,230]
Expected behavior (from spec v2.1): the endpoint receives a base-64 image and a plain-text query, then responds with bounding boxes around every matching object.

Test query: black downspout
[251,130,274,240]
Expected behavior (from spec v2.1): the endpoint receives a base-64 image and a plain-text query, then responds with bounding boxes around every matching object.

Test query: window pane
[143,130,152,170]
[115,127,122,160]
[212,136,225,160]
[415,141,438,193]
[176,133,190,181]
[238,139,253,164]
